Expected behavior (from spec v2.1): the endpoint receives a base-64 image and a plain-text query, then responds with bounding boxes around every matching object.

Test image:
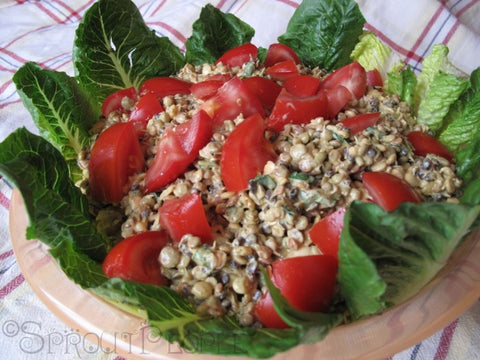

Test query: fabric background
[0,1,479,359]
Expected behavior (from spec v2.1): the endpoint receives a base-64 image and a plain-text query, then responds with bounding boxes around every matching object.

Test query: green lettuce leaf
[416,71,470,134]
[0,128,108,261]
[278,0,365,71]
[12,62,98,181]
[386,66,418,109]
[338,201,480,320]
[73,0,185,106]
[185,4,255,65]
[439,67,480,152]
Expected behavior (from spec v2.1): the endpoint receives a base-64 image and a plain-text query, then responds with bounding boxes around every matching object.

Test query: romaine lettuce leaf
[439,67,480,152]
[12,62,98,182]
[386,66,418,109]
[338,201,480,320]
[278,0,365,71]
[185,4,255,66]
[0,128,108,261]
[73,0,185,106]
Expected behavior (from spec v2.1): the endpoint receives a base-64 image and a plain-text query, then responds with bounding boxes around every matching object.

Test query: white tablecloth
[1,1,479,359]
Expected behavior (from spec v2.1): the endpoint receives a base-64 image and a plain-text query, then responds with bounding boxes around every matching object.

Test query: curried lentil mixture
[80,58,462,327]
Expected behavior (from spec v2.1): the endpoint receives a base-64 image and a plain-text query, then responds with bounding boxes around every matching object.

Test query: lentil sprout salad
[3,0,480,358]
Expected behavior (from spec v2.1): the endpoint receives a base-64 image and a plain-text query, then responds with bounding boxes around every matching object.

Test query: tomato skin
[101,87,138,117]
[215,43,258,68]
[264,43,301,67]
[283,75,321,97]
[159,193,213,244]
[255,255,338,329]
[322,86,352,118]
[221,113,277,192]
[190,80,225,100]
[129,93,165,132]
[318,61,367,100]
[200,77,265,127]
[267,88,329,132]
[265,60,299,82]
[362,171,421,211]
[89,122,144,203]
[242,76,282,112]
[144,110,213,193]
[340,112,381,134]
[407,131,454,163]
[102,231,169,286]
[308,207,347,261]
[366,69,383,88]
[139,77,191,98]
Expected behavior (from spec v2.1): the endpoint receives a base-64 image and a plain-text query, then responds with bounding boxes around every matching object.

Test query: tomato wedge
[267,88,329,132]
[340,112,381,134]
[102,231,169,286]
[283,75,321,97]
[323,85,352,118]
[215,43,258,68]
[407,131,454,163]
[362,171,421,211]
[101,87,138,117]
[318,61,367,100]
[308,207,347,261]
[159,193,213,244]
[242,76,282,112]
[366,69,383,88]
[265,60,299,82]
[139,77,192,98]
[191,80,225,100]
[264,43,301,67]
[255,255,338,329]
[221,113,277,192]
[129,92,165,133]
[144,110,213,193]
[89,122,144,203]
[200,77,265,127]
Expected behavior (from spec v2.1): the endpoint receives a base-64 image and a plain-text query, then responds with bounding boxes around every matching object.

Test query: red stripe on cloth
[0,99,21,110]
[276,0,300,7]
[457,0,480,16]
[433,319,458,360]
[443,20,460,44]
[114,357,127,360]
[0,274,25,300]
[0,47,30,68]
[0,250,14,261]
[217,0,228,9]
[34,1,63,24]
[51,0,82,21]
[151,0,168,17]
[0,191,10,210]
[147,21,187,44]
[404,4,446,64]
[364,23,423,63]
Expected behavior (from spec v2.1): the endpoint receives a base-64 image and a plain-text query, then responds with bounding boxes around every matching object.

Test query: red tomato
[255,255,338,329]
[139,77,191,98]
[265,60,299,82]
[242,76,282,111]
[159,193,213,244]
[323,85,352,118]
[191,80,225,100]
[215,43,258,68]
[308,207,347,261]
[362,171,421,211]
[221,113,277,192]
[340,112,381,134]
[407,131,454,163]
[102,231,169,286]
[129,93,164,132]
[264,43,301,67]
[89,122,144,203]
[101,87,138,117]
[318,62,367,100]
[366,69,383,88]
[267,88,329,132]
[144,110,213,193]
[200,77,265,127]
[283,75,321,97]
